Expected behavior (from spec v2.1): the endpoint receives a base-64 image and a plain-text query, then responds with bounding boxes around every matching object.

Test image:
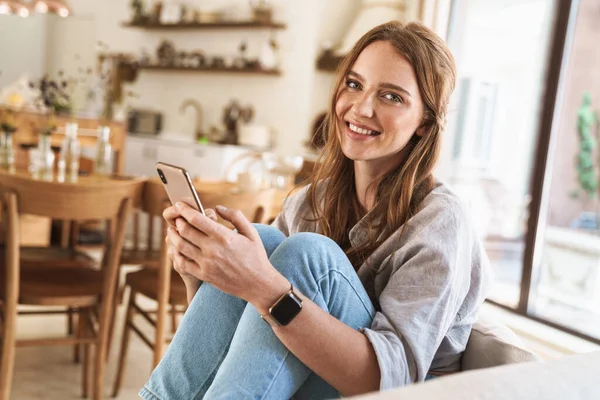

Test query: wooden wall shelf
[122,21,286,30]
[316,51,344,72]
[139,65,282,76]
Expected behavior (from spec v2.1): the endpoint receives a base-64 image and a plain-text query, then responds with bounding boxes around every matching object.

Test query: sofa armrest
[461,318,540,370]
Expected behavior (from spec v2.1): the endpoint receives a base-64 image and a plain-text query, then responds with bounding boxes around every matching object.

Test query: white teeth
[349,123,376,135]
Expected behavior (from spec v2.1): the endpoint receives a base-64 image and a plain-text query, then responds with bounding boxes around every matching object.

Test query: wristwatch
[260,283,303,327]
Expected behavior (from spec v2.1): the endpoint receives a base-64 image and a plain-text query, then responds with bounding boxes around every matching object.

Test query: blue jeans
[139,224,376,400]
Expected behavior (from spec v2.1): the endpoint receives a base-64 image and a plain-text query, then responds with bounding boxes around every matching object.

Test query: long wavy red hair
[306,21,457,268]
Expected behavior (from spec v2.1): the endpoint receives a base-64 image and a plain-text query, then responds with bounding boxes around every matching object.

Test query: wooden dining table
[0,169,145,247]
[0,162,295,248]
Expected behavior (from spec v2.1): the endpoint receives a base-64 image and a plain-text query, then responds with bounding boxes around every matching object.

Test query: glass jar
[57,122,81,182]
[0,130,15,173]
[37,133,55,181]
[95,126,112,176]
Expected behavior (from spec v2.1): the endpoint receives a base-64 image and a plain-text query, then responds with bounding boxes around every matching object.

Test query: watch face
[271,293,302,326]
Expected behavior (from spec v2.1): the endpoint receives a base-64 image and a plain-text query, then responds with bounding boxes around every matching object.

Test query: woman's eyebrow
[348,70,412,98]
[380,83,412,98]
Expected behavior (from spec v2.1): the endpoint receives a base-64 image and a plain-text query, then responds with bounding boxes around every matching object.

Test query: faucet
[179,99,204,138]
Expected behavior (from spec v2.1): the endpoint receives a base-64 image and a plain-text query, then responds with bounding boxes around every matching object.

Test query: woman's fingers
[204,208,218,222]
[175,217,209,247]
[177,202,230,238]
[215,205,258,241]
[171,248,201,278]
[163,205,181,228]
[167,226,201,261]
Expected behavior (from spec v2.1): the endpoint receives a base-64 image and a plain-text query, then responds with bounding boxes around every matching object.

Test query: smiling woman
[140,21,492,400]
[309,22,456,268]
[335,42,425,186]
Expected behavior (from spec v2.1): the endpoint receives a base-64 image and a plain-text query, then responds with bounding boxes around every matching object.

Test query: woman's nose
[352,92,374,118]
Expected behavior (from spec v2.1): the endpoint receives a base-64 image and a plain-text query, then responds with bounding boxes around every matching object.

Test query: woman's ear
[416,124,430,137]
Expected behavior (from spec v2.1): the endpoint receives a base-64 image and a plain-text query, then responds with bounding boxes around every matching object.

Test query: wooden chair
[111,180,276,397]
[194,183,276,227]
[111,179,187,397]
[119,209,162,268]
[0,173,142,400]
[7,149,100,267]
[5,150,122,362]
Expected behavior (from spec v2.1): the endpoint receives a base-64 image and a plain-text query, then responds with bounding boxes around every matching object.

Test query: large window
[531,0,600,340]
[442,0,600,343]
[439,0,557,308]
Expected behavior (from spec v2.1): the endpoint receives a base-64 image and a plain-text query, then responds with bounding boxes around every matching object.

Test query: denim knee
[253,224,287,256]
[269,232,373,322]
[272,232,348,275]
[280,232,342,254]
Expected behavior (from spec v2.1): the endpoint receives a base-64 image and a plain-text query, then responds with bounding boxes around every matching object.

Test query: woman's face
[335,40,425,174]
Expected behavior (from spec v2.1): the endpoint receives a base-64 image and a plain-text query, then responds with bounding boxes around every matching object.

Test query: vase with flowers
[29,71,75,180]
[0,108,17,173]
[92,47,139,175]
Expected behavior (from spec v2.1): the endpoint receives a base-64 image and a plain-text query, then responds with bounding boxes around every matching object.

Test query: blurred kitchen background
[2,0,600,398]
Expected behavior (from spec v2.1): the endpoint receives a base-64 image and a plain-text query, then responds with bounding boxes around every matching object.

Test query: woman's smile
[344,120,382,141]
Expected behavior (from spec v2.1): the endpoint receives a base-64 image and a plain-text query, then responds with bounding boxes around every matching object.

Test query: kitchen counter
[125,132,318,183]
[125,134,260,182]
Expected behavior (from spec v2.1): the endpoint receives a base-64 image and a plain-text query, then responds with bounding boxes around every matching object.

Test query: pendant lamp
[0,0,31,17]
[33,0,71,17]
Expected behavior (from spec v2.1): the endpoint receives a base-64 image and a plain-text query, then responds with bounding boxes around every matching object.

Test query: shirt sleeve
[269,184,312,236]
[361,199,477,389]
[270,193,292,236]
[270,210,289,236]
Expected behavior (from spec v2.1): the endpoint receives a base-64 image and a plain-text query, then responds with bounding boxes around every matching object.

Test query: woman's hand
[163,206,217,281]
[165,202,289,312]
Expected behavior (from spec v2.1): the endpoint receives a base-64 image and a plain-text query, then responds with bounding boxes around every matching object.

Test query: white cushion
[461,317,540,370]
[351,351,600,400]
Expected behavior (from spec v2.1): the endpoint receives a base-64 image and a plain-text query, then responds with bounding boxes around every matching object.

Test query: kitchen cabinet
[124,135,253,181]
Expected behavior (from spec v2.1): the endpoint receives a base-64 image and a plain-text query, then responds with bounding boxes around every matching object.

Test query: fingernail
[176,202,184,209]
[216,205,227,212]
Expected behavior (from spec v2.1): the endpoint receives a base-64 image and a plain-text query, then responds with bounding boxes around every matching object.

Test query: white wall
[2,1,446,156]
[44,14,96,111]
[0,14,47,89]
[57,0,363,156]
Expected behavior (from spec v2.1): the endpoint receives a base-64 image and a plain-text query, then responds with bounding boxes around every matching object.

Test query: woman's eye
[384,93,403,103]
[345,79,361,90]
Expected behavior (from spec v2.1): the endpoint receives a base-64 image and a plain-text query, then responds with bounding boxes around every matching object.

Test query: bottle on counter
[95,126,112,175]
[0,129,16,173]
[57,122,81,182]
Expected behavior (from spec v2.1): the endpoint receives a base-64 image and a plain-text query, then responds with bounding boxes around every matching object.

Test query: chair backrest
[141,178,171,218]
[0,172,143,221]
[195,186,276,226]
[0,172,143,326]
[128,178,275,254]
[131,178,170,256]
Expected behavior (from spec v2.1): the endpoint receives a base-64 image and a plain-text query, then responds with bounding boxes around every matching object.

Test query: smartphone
[156,162,205,215]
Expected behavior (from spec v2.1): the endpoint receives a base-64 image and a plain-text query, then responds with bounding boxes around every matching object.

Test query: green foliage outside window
[574,92,599,199]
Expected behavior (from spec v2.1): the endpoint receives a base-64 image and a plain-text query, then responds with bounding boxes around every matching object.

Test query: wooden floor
[11,299,153,400]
